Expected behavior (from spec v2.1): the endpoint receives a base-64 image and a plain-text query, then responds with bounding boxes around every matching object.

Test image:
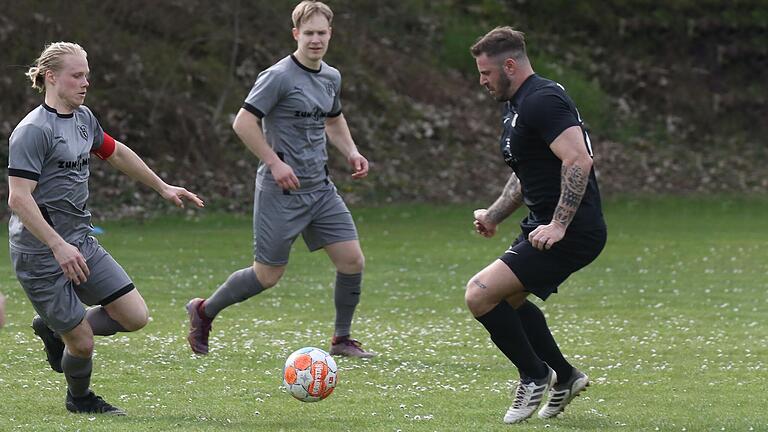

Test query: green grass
[1,198,767,431]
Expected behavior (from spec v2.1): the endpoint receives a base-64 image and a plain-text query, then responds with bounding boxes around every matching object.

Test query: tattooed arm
[473,172,523,238]
[487,173,524,224]
[527,125,593,250]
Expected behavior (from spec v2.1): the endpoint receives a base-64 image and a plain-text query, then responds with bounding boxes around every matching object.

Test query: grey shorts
[11,235,134,333]
[253,184,358,265]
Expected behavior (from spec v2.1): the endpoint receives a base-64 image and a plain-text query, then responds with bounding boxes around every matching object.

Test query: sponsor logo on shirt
[78,124,88,140]
[294,107,329,121]
[58,155,90,171]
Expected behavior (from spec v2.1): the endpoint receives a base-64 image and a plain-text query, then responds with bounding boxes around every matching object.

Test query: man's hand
[348,151,369,179]
[52,241,90,285]
[528,221,566,250]
[473,209,498,238]
[161,185,205,208]
[270,160,301,190]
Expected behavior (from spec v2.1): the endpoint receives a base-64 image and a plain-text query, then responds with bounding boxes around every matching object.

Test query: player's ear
[503,58,517,76]
[292,27,300,41]
[45,69,56,86]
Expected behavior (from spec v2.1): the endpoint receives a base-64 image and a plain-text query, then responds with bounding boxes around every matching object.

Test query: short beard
[495,72,513,101]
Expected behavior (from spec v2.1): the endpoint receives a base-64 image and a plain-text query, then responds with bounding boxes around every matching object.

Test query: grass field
[1,198,766,431]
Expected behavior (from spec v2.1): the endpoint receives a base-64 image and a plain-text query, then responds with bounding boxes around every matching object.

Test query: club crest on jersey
[78,125,88,140]
[324,81,335,97]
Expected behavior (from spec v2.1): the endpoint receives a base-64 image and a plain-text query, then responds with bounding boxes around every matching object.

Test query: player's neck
[515,69,535,88]
[44,93,76,115]
[510,69,535,97]
[292,50,322,71]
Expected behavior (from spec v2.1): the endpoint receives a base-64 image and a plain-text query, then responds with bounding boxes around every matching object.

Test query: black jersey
[500,74,605,234]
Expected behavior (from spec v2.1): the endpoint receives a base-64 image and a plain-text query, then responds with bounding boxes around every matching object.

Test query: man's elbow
[561,156,592,177]
[579,154,593,171]
[565,152,593,170]
[232,114,258,136]
[8,190,24,212]
[232,119,247,142]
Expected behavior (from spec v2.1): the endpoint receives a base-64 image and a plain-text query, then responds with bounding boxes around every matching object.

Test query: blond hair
[25,42,87,93]
[291,1,333,29]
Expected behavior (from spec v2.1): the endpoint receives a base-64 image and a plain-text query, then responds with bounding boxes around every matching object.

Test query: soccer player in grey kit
[7,42,204,415]
[186,1,375,358]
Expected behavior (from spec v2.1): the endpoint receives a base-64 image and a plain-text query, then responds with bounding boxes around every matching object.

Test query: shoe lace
[511,380,534,409]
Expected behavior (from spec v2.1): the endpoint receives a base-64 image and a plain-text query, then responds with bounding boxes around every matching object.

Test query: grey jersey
[7,104,106,253]
[243,55,342,193]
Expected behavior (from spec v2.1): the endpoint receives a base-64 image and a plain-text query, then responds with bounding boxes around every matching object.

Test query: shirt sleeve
[243,69,285,118]
[328,76,342,117]
[522,92,581,145]
[85,107,106,152]
[8,124,49,181]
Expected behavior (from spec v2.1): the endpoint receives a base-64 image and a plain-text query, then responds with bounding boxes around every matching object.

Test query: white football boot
[503,366,556,424]
[538,368,589,419]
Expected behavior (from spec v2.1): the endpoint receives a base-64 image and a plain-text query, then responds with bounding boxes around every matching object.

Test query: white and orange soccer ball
[283,347,338,402]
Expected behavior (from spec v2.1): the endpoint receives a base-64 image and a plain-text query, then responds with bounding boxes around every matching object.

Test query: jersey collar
[42,103,74,118]
[508,73,539,108]
[290,54,322,74]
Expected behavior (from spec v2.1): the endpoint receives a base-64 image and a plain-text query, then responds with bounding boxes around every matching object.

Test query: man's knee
[465,278,490,316]
[252,263,284,289]
[65,334,94,357]
[351,253,365,273]
[337,252,365,274]
[108,293,150,332]
[120,306,149,332]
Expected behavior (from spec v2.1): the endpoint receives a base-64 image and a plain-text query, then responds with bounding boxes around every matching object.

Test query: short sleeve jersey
[242,55,342,193]
[500,74,605,234]
[7,103,106,253]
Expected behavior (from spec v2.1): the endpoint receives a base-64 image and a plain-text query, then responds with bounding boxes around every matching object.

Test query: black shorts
[499,228,607,301]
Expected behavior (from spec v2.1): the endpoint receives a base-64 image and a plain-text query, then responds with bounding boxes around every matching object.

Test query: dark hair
[470,26,527,60]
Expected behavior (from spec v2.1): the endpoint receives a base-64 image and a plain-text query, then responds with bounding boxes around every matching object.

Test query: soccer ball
[283,347,338,402]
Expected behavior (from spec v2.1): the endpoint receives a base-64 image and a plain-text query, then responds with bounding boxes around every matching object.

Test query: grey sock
[85,306,127,336]
[334,272,362,337]
[204,267,264,318]
[62,350,92,398]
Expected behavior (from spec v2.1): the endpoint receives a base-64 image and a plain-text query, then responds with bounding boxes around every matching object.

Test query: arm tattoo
[472,279,488,290]
[553,163,588,226]
[486,173,523,225]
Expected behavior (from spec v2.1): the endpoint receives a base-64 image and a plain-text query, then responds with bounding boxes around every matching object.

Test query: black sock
[475,301,548,379]
[517,300,573,383]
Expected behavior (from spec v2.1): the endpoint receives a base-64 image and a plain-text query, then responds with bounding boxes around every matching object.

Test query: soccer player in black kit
[466,27,607,424]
